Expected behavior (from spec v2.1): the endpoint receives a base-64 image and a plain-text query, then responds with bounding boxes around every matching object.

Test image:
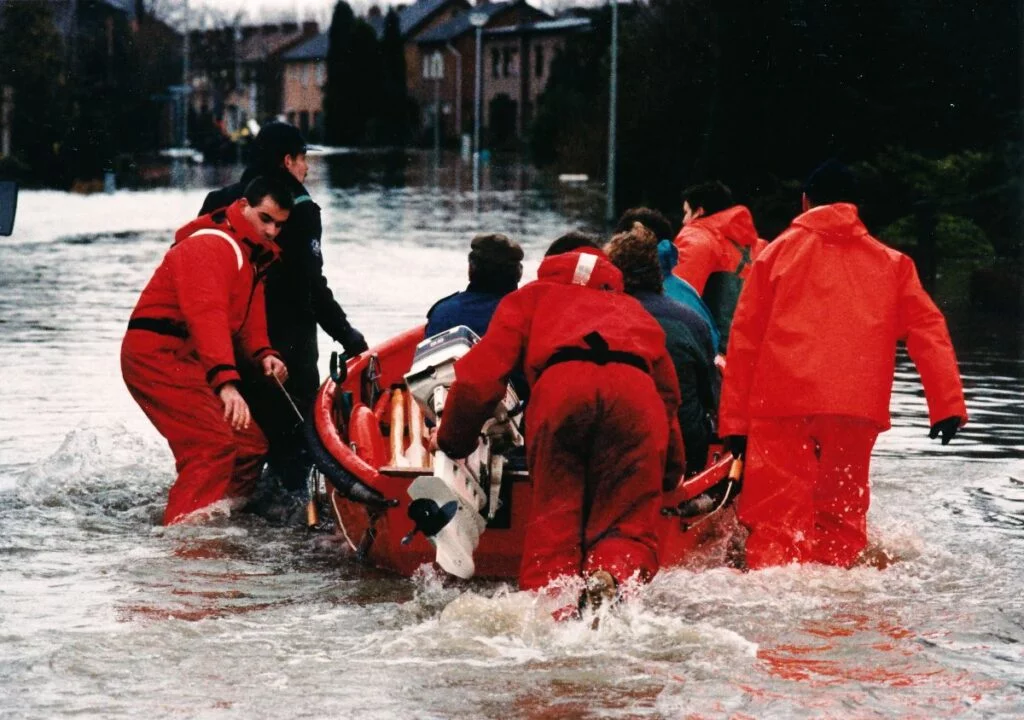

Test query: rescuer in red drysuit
[435,232,686,599]
[121,176,293,525]
[718,161,968,569]
[673,181,767,352]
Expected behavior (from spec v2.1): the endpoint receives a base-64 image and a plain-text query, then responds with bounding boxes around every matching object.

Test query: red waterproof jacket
[718,203,968,434]
[672,205,766,294]
[128,200,281,391]
[438,248,685,475]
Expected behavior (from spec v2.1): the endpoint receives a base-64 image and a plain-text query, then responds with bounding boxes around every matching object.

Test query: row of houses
[189,0,591,147]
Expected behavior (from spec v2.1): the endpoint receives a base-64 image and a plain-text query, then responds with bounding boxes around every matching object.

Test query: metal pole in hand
[270,374,319,529]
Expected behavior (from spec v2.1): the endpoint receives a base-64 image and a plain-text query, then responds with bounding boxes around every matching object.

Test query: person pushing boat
[431,231,685,614]
[122,175,293,525]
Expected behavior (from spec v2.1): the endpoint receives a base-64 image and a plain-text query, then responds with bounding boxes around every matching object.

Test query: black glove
[928,416,962,446]
[722,435,747,458]
[341,328,368,356]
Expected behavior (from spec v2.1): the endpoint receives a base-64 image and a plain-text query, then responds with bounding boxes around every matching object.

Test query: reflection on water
[0,151,1022,719]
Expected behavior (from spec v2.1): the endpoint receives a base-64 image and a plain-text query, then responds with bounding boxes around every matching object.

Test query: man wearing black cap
[200,121,368,493]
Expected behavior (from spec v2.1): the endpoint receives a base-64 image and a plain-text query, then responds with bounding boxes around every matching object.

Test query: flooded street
[1,152,1022,718]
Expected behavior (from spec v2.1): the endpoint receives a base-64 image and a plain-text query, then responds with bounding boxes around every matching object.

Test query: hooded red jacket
[718,203,968,434]
[128,200,281,391]
[672,206,766,294]
[438,248,685,477]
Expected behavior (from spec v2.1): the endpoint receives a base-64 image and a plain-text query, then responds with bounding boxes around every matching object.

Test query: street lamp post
[469,11,488,198]
[605,0,618,224]
[181,0,190,148]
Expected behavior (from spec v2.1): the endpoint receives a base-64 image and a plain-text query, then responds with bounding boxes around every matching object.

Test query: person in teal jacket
[615,208,720,350]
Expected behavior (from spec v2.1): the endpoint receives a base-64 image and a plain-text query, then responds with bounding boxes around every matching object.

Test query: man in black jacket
[200,121,367,491]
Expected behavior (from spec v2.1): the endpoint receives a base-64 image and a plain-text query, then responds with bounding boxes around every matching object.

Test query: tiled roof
[414,1,517,44]
[238,28,311,62]
[283,32,329,61]
[369,0,465,40]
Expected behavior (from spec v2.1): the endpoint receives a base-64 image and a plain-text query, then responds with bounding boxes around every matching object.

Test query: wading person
[433,232,685,614]
[718,161,968,569]
[606,223,719,474]
[673,181,766,351]
[200,121,367,493]
[122,176,293,525]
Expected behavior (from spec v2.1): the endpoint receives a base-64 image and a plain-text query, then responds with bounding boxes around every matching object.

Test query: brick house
[415,2,588,145]
[281,33,328,141]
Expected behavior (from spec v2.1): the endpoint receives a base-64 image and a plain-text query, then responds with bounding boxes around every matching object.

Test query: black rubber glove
[341,328,369,356]
[722,435,747,458]
[928,416,962,445]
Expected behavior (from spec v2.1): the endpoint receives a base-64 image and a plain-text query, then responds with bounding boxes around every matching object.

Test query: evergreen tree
[325,1,356,145]
[377,8,409,145]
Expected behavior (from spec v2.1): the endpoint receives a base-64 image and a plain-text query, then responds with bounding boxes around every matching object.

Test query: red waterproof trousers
[122,330,268,525]
[738,415,878,569]
[518,362,668,590]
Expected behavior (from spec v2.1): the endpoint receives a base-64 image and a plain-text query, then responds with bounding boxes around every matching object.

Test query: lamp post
[605,0,618,224]
[181,0,190,148]
[469,11,488,197]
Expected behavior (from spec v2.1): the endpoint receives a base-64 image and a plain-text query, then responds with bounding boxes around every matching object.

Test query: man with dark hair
[718,160,968,569]
[426,233,524,338]
[122,175,293,524]
[615,207,720,349]
[674,181,766,352]
[544,229,602,257]
[200,121,367,492]
[434,236,685,614]
[606,223,719,473]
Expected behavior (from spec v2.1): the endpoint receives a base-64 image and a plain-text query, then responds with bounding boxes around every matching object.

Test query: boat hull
[311,326,736,579]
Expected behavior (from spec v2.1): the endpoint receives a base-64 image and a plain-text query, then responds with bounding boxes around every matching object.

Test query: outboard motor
[402,326,523,578]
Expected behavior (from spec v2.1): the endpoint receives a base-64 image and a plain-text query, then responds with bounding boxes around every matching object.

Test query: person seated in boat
[673,182,767,353]
[614,207,720,351]
[606,223,720,474]
[431,230,685,615]
[426,233,524,338]
[426,232,528,403]
[718,160,968,569]
[121,175,293,525]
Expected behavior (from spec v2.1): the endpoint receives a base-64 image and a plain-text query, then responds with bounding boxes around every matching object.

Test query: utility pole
[605,0,618,224]
[181,0,190,147]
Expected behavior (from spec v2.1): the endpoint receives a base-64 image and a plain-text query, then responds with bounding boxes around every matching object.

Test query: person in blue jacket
[426,233,524,338]
[614,208,720,350]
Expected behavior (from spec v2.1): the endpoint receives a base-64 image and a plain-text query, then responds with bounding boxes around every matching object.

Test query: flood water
[1,152,1022,719]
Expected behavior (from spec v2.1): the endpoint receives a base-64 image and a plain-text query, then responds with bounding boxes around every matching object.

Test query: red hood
[536,247,624,292]
[697,205,760,247]
[174,200,281,266]
[792,203,869,243]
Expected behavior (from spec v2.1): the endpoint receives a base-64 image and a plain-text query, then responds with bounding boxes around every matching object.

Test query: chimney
[367,6,382,19]
[302,21,319,36]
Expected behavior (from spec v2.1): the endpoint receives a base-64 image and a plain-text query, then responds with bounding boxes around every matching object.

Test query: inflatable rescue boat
[306,325,740,580]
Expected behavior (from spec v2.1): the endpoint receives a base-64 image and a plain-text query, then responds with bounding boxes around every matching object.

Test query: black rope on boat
[303,415,397,511]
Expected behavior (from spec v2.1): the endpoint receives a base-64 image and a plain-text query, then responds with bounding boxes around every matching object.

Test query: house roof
[283,32,328,61]
[368,0,467,40]
[238,26,312,62]
[481,16,591,37]
[415,1,539,44]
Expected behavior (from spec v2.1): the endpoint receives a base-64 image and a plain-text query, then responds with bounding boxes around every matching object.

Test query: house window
[502,47,512,77]
[316,62,325,86]
[534,45,544,78]
[491,48,500,79]
[300,65,308,88]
